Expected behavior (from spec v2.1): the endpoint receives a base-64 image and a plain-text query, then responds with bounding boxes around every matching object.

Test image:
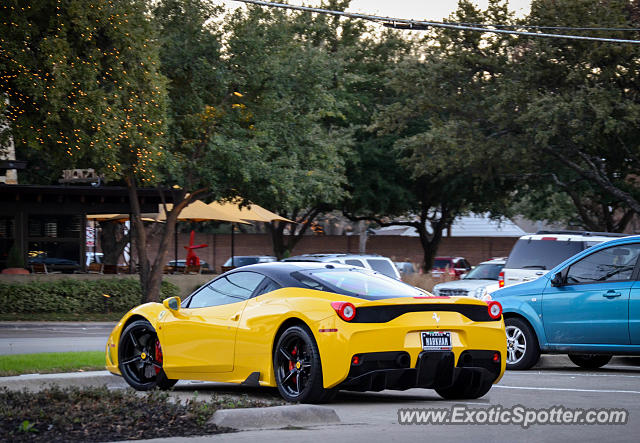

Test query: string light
[1,0,166,182]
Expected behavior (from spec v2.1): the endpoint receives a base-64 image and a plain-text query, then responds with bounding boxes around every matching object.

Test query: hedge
[0,279,179,314]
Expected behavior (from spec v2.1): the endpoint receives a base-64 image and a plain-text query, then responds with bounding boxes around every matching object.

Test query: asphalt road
[2,323,640,441]
[161,355,640,443]
[0,322,115,354]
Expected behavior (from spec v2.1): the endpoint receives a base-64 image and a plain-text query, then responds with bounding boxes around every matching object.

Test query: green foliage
[500,0,640,229]
[0,0,167,184]
[223,5,353,215]
[0,386,283,441]
[6,243,25,269]
[0,278,178,315]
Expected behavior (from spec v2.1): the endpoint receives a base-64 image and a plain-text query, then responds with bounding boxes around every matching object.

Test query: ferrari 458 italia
[106,262,506,402]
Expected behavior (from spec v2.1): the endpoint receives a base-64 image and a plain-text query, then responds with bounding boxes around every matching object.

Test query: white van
[500,231,628,287]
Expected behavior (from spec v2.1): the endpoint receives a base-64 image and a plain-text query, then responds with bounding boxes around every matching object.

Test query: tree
[500,0,640,230]
[1,0,259,301]
[347,0,519,270]
[223,4,353,258]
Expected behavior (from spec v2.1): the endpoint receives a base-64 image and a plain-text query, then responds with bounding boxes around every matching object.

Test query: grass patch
[1,386,281,441]
[0,351,105,377]
[0,312,124,322]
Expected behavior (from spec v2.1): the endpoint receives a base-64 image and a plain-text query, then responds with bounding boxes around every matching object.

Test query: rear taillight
[498,271,505,288]
[331,301,356,321]
[487,301,502,319]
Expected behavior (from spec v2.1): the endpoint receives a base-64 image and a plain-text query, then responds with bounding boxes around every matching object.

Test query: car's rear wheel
[119,319,178,391]
[505,317,540,370]
[274,325,334,403]
[568,354,612,369]
[435,370,493,400]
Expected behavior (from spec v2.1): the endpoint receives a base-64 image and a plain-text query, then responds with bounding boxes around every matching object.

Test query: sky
[221,1,532,20]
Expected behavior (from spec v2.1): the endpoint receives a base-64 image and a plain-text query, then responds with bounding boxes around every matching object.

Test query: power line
[231,0,640,45]
[453,23,640,32]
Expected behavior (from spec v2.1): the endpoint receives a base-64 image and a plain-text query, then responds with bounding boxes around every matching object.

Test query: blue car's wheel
[568,354,612,369]
[273,325,335,403]
[505,317,540,370]
[119,319,178,391]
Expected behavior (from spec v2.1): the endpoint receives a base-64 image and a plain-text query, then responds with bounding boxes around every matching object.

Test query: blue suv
[491,235,640,370]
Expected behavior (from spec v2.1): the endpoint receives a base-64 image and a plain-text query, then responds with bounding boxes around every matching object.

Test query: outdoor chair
[184,265,201,274]
[102,264,119,274]
[31,263,48,274]
[87,263,103,274]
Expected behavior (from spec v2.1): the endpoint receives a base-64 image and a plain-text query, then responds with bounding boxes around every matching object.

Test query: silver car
[432,258,505,299]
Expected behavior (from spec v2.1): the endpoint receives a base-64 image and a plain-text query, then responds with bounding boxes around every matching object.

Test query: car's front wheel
[505,317,540,370]
[568,354,612,369]
[273,325,335,403]
[118,319,178,391]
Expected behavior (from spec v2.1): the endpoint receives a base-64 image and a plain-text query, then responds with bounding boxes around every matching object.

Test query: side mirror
[550,272,564,287]
[163,296,181,311]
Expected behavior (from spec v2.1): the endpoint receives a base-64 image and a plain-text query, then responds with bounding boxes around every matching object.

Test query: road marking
[508,371,640,379]
[495,385,640,395]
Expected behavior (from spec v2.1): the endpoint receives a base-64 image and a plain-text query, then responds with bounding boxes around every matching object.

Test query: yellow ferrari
[106,262,506,403]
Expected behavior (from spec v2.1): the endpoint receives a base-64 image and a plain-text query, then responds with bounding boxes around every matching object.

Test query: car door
[159,271,265,373]
[542,244,640,345]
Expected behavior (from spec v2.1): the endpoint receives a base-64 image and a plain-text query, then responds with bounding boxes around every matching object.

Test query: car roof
[228,255,276,258]
[283,253,386,261]
[221,261,358,284]
[478,258,506,265]
[519,231,630,242]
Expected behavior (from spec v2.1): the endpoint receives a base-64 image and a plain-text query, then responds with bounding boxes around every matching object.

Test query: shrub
[0,279,179,314]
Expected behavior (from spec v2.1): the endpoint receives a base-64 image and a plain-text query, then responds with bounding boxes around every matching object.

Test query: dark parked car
[431,256,472,279]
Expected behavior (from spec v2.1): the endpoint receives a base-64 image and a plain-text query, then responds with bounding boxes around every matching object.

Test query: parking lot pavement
[127,355,639,442]
[2,323,639,441]
[0,322,116,355]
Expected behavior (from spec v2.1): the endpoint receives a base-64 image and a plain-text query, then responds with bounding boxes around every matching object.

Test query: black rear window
[505,239,584,270]
[291,269,423,300]
[433,259,452,268]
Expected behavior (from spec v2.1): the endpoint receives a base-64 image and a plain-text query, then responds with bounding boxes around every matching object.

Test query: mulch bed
[0,386,280,442]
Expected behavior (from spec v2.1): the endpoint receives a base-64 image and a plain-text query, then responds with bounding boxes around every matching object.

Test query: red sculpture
[184,230,208,267]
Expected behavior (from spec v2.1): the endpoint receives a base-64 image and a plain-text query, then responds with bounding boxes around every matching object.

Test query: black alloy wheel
[118,319,178,391]
[273,325,336,403]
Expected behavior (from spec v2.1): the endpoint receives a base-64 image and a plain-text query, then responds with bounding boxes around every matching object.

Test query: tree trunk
[99,221,129,265]
[268,208,321,259]
[125,177,206,303]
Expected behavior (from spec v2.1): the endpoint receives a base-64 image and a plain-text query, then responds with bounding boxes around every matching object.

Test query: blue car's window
[566,244,640,284]
[294,268,423,299]
[188,271,264,308]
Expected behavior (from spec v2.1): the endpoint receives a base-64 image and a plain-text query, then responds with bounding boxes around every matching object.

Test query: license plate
[421,331,452,351]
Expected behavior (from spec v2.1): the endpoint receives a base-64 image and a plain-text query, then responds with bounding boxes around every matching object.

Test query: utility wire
[454,23,640,32]
[231,0,640,44]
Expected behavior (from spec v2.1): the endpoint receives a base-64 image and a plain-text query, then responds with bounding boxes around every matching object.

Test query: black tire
[273,325,333,403]
[568,354,612,369]
[118,319,178,391]
[505,317,540,370]
[435,370,493,400]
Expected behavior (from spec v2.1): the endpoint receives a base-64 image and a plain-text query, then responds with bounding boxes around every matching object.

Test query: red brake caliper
[288,346,298,384]
[154,339,163,374]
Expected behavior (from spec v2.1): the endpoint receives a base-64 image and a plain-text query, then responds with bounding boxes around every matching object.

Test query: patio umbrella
[158,200,249,270]
[208,200,294,266]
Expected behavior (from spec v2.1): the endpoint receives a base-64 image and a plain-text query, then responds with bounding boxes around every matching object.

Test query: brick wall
[151,232,517,272]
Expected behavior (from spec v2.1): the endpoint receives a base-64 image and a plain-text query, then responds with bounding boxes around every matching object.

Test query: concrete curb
[0,370,127,391]
[209,404,341,430]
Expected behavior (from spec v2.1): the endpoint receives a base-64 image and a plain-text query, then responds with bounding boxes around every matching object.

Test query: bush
[0,279,179,315]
